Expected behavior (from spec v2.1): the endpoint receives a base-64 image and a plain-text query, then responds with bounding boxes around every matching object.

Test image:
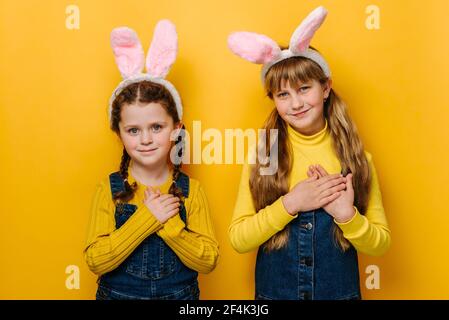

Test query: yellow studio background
[1,0,448,299]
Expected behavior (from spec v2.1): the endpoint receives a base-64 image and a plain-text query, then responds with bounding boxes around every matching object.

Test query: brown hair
[251,49,371,252]
[110,80,185,204]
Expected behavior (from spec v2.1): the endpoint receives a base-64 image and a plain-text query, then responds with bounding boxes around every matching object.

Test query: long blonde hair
[250,51,371,252]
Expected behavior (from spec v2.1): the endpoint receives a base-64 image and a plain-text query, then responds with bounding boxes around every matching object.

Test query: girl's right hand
[144,187,181,224]
[282,173,347,215]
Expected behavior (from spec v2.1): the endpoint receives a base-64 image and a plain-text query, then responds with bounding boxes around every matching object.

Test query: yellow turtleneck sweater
[229,120,391,256]
[84,167,219,276]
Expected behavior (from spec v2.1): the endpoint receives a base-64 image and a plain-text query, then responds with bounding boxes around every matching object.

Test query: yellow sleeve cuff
[267,197,298,230]
[334,206,368,236]
[138,206,164,229]
[157,214,185,238]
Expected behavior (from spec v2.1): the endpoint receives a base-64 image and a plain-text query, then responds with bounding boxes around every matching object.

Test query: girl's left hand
[307,165,356,223]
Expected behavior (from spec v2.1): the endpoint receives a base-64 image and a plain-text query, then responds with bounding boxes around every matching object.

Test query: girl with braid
[227,7,390,300]
[84,20,219,300]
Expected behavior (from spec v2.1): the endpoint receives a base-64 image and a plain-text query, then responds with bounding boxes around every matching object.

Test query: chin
[292,117,313,128]
[131,154,160,166]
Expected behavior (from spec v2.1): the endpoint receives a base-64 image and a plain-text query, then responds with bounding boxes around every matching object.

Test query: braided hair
[168,124,186,205]
[113,148,138,203]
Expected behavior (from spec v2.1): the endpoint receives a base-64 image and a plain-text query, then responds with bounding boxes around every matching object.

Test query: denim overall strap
[109,172,137,229]
[109,172,126,196]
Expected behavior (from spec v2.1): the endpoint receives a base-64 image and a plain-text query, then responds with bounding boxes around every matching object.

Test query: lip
[291,109,310,117]
[138,148,158,153]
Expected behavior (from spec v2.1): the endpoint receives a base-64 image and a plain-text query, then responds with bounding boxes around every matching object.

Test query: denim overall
[255,208,361,300]
[96,171,199,300]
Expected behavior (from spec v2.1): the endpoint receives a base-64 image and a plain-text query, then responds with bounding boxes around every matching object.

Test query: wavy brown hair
[251,49,371,252]
[110,81,185,205]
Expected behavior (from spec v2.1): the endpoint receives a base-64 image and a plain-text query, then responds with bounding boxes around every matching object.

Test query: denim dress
[255,208,361,300]
[96,171,199,300]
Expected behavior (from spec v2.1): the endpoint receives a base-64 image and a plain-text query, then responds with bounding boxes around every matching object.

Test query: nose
[291,93,304,110]
[141,129,153,145]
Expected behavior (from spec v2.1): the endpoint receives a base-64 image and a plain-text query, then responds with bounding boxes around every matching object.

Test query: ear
[171,121,183,132]
[111,27,145,78]
[289,6,328,53]
[324,78,332,99]
[228,32,281,64]
[146,19,178,78]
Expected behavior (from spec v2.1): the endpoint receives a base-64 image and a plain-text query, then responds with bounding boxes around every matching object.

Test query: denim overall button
[304,222,313,230]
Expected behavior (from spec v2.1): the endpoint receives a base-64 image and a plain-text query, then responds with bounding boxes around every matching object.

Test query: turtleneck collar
[127,163,173,191]
[287,119,329,146]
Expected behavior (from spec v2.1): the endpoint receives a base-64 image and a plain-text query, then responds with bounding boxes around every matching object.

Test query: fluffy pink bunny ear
[146,20,178,78]
[228,32,281,64]
[289,6,328,53]
[110,27,145,79]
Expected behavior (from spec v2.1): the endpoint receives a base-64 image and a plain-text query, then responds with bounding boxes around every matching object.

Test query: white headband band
[108,74,182,121]
[260,48,331,83]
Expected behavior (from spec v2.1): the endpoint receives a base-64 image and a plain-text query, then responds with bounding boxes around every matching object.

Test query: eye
[152,124,163,132]
[277,92,289,98]
[299,86,310,92]
[128,128,139,135]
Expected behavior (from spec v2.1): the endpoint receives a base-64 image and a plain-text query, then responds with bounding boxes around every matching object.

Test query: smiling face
[273,78,331,135]
[265,55,331,136]
[118,102,181,169]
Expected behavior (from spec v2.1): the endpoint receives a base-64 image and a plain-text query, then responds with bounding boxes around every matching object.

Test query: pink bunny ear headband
[108,19,183,121]
[227,6,330,84]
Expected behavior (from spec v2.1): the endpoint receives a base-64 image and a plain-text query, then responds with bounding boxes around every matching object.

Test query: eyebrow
[123,121,168,129]
[278,82,311,92]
